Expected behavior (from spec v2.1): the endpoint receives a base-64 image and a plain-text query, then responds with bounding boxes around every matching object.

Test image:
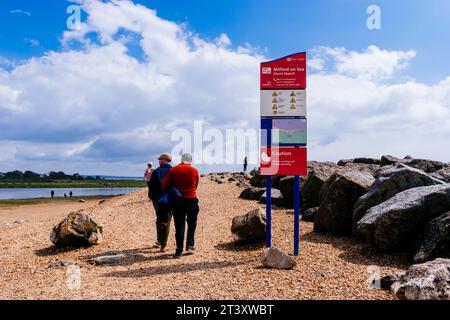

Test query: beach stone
[259,188,285,206]
[231,208,266,243]
[50,210,104,248]
[278,175,308,208]
[391,258,450,300]
[78,199,86,203]
[354,157,381,165]
[357,184,450,252]
[352,164,444,235]
[314,170,374,234]
[380,273,403,290]
[3,220,27,227]
[302,207,318,222]
[99,199,106,204]
[260,247,296,269]
[412,212,450,263]
[337,159,353,166]
[431,166,450,183]
[88,253,126,265]
[228,177,236,182]
[49,259,76,268]
[239,187,266,201]
[407,159,446,173]
[381,155,408,166]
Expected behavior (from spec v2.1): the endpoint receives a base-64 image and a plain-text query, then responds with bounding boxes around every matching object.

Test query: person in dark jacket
[149,153,173,251]
[162,153,200,258]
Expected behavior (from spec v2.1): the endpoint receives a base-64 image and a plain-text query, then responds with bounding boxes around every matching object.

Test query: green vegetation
[0,170,146,188]
[0,195,118,207]
[0,180,146,188]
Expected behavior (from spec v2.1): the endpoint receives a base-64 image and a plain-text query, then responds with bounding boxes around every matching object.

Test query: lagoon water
[0,188,143,200]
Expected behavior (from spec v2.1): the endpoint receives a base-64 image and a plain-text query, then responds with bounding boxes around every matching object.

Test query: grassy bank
[0,195,119,207]
[0,180,146,188]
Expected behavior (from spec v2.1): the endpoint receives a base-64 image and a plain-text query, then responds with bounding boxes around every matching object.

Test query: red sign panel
[260,147,307,176]
[260,52,307,89]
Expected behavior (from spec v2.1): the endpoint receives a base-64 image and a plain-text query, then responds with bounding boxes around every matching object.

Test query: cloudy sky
[1,0,450,176]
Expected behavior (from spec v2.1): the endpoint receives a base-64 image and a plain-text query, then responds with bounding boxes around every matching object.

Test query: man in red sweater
[161,153,200,258]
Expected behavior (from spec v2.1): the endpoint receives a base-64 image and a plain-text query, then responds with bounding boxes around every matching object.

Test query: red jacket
[161,163,199,199]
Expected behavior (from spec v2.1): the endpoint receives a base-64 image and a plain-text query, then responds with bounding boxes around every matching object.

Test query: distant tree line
[0,170,103,181]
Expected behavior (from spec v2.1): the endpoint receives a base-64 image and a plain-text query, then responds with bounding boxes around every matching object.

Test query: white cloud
[0,0,449,175]
[24,38,41,47]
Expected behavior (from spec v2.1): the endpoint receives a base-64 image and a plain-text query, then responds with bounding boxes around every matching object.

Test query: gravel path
[0,177,408,299]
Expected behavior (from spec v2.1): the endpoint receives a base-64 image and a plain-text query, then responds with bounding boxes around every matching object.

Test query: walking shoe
[185,246,195,255]
[160,246,166,253]
[173,252,182,259]
[152,241,161,249]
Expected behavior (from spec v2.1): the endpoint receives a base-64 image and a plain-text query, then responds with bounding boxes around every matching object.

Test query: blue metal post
[294,175,300,256]
[266,175,272,248]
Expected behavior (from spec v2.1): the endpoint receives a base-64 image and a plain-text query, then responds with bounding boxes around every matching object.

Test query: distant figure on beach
[64,193,67,198]
[243,156,248,172]
[148,153,173,252]
[144,162,154,200]
[51,190,55,198]
[69,191,73,197]
[162,153,200,258]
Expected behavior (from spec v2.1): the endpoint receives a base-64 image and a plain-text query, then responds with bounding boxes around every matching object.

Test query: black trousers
[173,198,199,254]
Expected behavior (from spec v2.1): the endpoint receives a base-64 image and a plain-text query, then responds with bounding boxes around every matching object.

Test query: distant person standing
[64,193,67,198]
[69,191,73,197]
[51,190,55,198]
[144,162,154,200]
[243,156,248,172]
[162,153,200,258]
[148,154,173,251]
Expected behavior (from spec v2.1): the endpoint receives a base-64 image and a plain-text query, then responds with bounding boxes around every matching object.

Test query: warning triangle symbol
[272,98,278,103]
[290,98,296,103]
[290,91,296,97]
[290,104,296,110]
[272,92,278,97]
[273,105,278,110]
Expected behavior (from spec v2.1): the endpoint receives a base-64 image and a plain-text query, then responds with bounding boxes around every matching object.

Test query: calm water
[0,188,143,200]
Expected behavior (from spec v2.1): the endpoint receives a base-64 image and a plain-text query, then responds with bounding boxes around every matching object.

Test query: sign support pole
[294,175,300,256]
[266,175,272,248]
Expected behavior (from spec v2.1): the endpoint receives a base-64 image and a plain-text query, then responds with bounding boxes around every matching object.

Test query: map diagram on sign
[272,119,307,145]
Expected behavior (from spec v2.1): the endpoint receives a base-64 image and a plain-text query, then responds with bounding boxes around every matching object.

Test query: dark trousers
[173,198,199,254]
[152,201,172,247]
[147,181,151,199]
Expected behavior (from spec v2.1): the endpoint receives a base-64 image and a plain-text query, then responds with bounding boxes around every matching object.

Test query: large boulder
[338,158,381,166]
[301,161,338,212]
[302,207,318,222]
[353,164,444,235]
[314,170,375,234]
[50,210,103,248]
[239,187,266,200]
[357,184,450,252]
[412,212,450,263]
[231,208,266,243]
[381,155,409,166]
[278,175,308,207]
[381,155,445,173]
[260,247,296,269]
[391,258,450,300]
[259,188,285,206]
[431,166,450,183]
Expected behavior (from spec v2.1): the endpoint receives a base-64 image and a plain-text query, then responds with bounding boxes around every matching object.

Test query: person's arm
[195,169,200,188]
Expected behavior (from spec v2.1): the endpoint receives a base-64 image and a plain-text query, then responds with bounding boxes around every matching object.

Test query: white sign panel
[260,89,306,117]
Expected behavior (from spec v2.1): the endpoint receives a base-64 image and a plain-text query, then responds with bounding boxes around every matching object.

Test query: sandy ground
[0,200,100,224]
[0,177,409,300]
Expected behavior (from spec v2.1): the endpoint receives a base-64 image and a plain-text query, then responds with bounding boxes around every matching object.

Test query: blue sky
[2,0,450,83]
[1,0,450,175]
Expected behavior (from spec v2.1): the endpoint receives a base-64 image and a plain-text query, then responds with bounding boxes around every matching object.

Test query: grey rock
[314,170,374,234]
[260,247,296,269]
[357,184,450,252]
[231,208,266,243]
[278,175,308,208]
[353,164,444,235]
[354,157,382,165]
[49,259,76,268]
[302,161,338,211]
[431,167,450,183]
[380,273,403,290]
[381,155,408,166]
[228,177,236,182]
[87,253,127,265]
[337,159,354,166]
[413,212,450,263]
[239,187,266,200]
[408,159,446,173]
[302,207,318,222]
[50,210,104,248]
[391,258,450,300]
[259,188,285,206]
[78,199,86,203]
